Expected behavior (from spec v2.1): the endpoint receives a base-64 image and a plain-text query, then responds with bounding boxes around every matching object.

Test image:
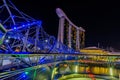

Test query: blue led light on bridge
[22,75,26,78]
[21,71,29,78]
[12,20,42,30]
[8,36,11,39]
[5,39,9,43]
[22,24,25,27]
[13,27,17,29]
[27,23,30,26]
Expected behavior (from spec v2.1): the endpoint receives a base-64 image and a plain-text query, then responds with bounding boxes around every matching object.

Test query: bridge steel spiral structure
[0,0,83,79]
[0,0,78,53]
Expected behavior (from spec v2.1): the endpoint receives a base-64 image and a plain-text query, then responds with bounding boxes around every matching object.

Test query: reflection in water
[55,61,120,80]
[67,78,103,80]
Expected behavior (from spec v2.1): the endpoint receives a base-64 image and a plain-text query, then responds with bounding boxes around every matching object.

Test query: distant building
[80,46,109,55]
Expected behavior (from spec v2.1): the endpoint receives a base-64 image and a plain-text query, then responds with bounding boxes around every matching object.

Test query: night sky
[12,0,120,49]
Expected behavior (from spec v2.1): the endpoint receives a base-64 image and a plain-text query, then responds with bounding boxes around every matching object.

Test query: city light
[75,65,78,73]
[110,67,113,76]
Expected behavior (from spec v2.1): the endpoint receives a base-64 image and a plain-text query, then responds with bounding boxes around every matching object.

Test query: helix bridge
[0,0,120,80]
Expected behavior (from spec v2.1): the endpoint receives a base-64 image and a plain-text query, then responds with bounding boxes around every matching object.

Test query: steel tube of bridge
[35,26,40,52]
[3,0,16,25]
[22,29,29,51]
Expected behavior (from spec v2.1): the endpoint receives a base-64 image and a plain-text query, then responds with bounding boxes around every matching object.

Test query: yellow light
[110,67,113,76]
[80,49,108,54]
[75,65,78,73]
[51,67,58,80]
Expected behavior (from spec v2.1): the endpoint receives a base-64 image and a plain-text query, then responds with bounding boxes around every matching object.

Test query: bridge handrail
[0,52,120,56]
